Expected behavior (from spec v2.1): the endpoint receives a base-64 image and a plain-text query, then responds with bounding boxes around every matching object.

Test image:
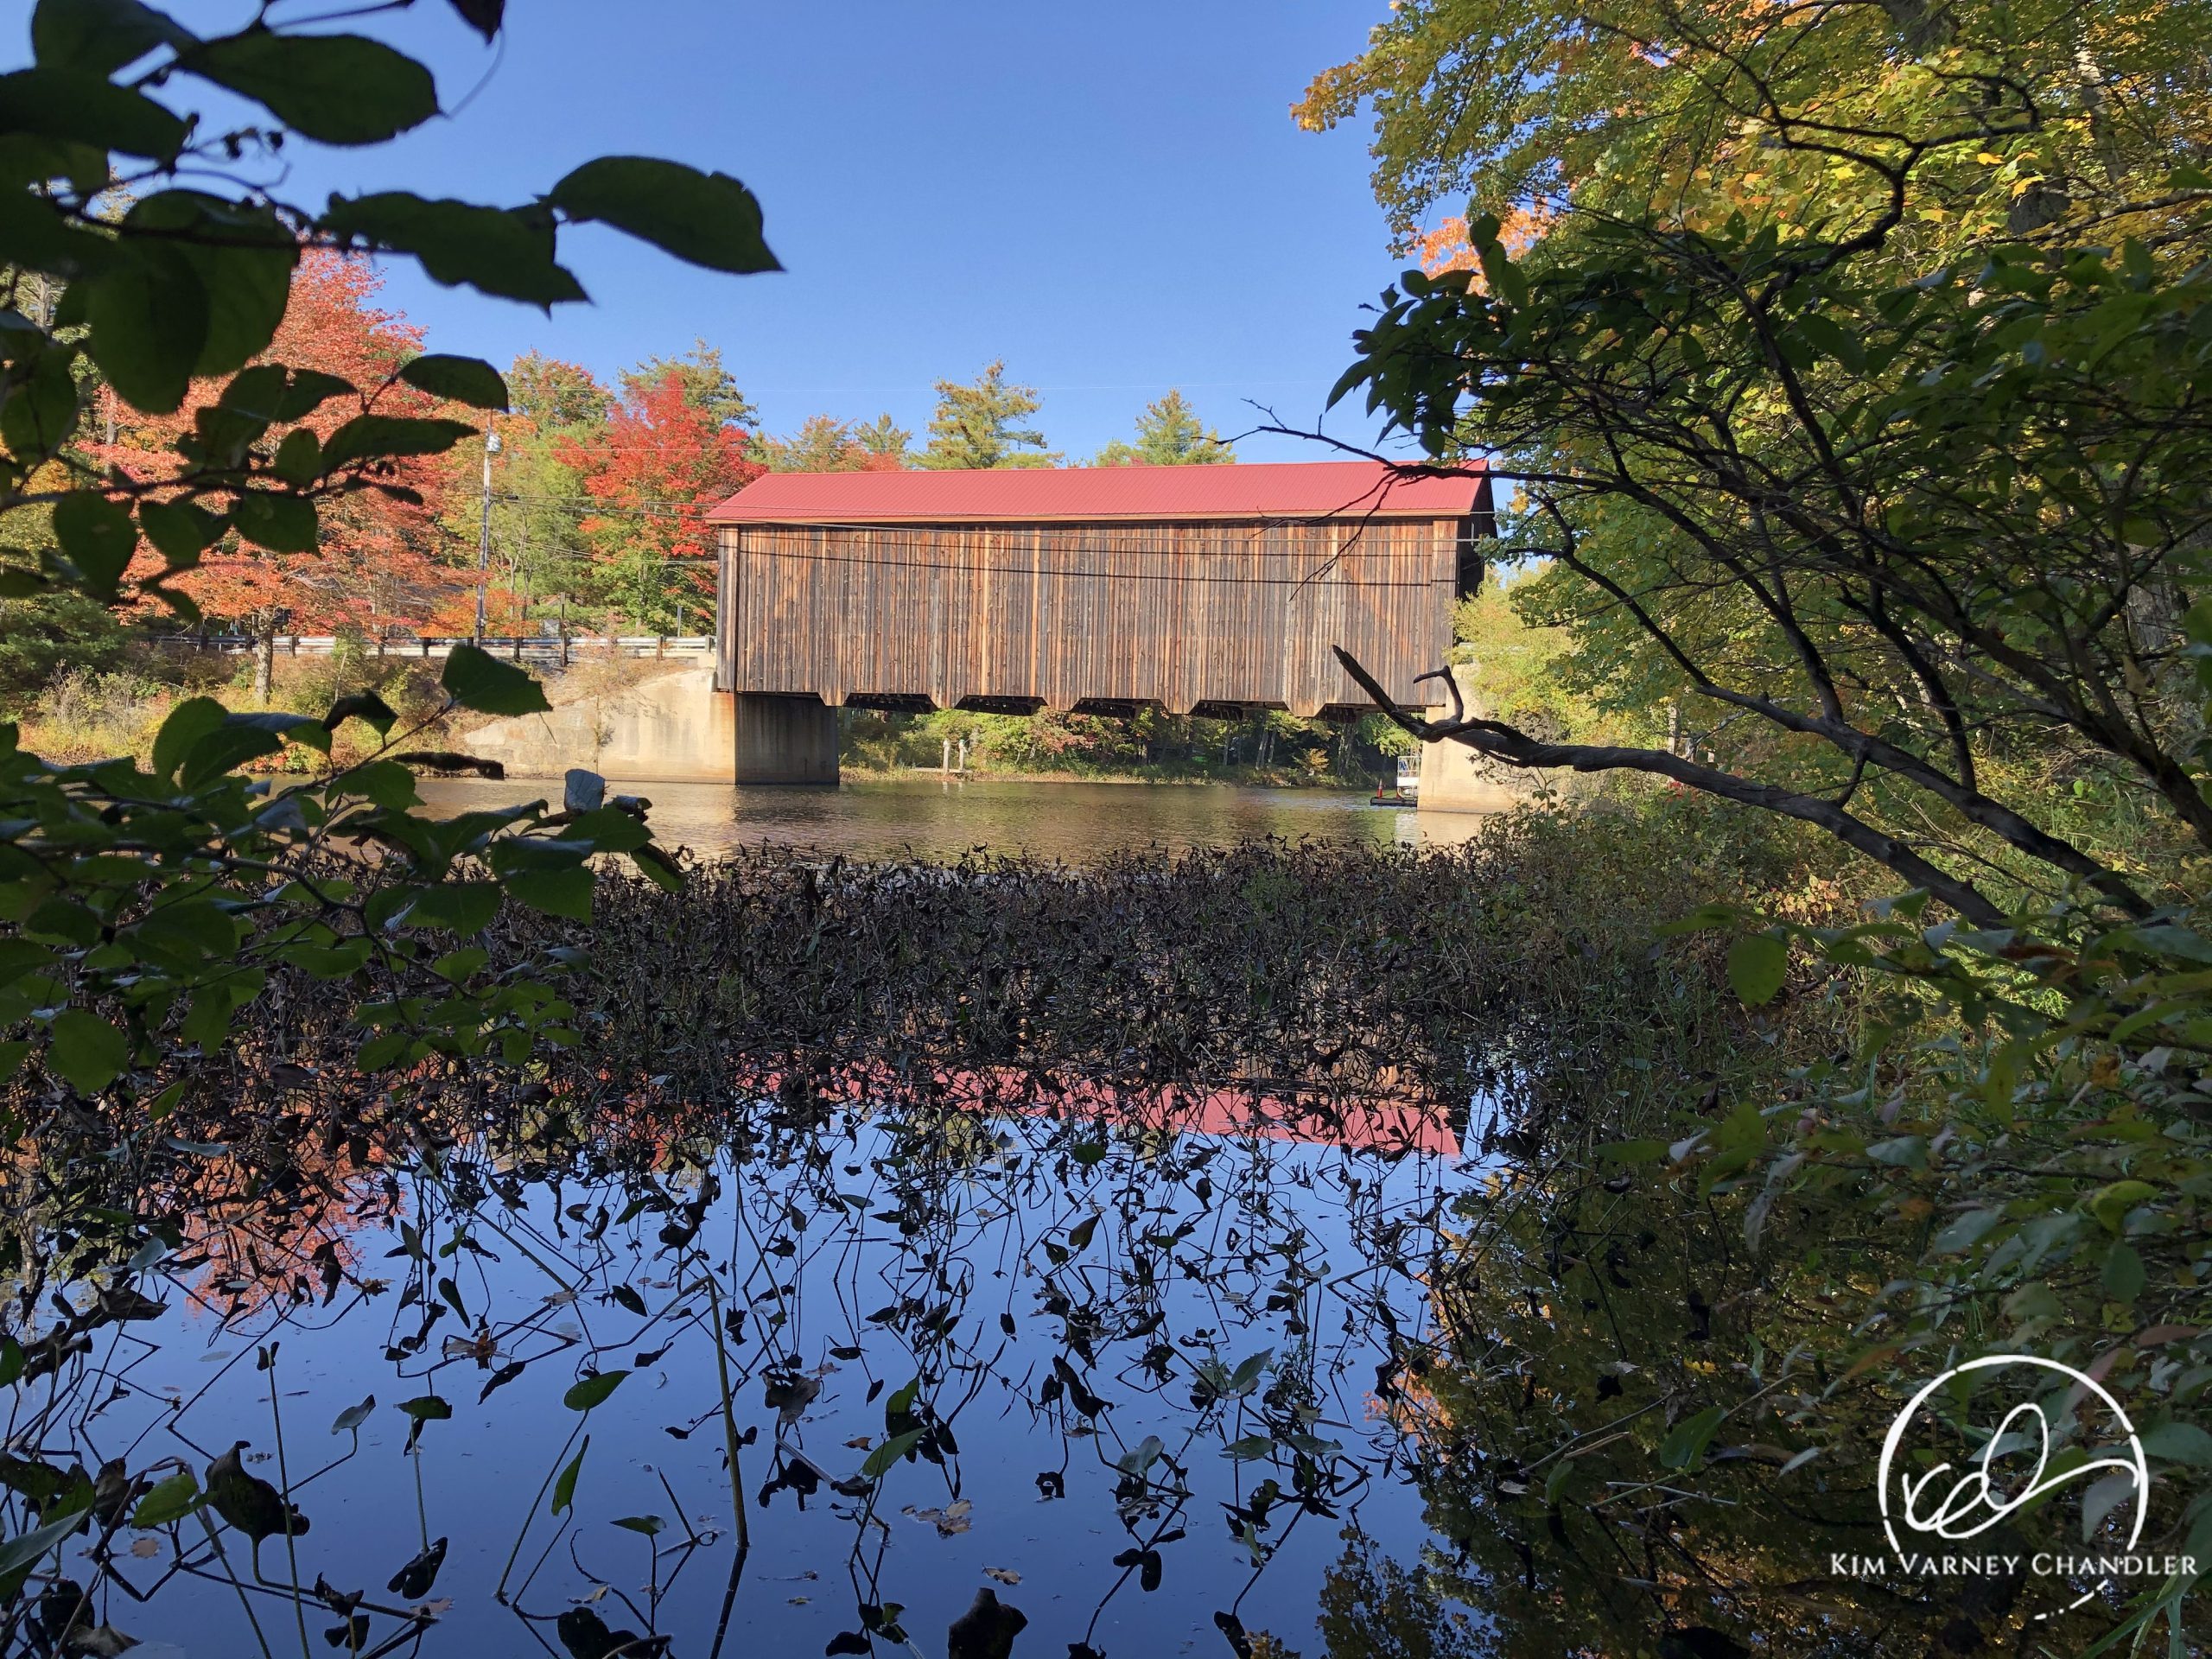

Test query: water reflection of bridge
[706,461,1492,787]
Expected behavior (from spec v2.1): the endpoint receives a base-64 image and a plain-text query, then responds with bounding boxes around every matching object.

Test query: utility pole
[474,428,501,642]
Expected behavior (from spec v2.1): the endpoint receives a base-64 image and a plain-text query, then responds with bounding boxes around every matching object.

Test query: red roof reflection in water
[737,1059,1462,1157]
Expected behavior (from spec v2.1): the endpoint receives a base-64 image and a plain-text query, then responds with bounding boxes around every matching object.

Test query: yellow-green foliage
[1454,563,1647,748]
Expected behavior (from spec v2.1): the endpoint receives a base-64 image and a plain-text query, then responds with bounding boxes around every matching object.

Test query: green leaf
[151,696,231,781]
[52,491,137,594]
[231,491,318,553]
[1934,1209,2004,1254]
[859,1429,925,1479]
[1657,1405,1726,1471]
[137,499,223,567]
[1227,1349,1273,1395]
[330,1395,376,1434]
[396,1395,451,1421]
[2103,1242,2146,1302]
[550,156,780,275]
[272,429,320,486]
[340,760,419,809]
[2140,1422,2212,1466]
[320,414,477,471]
[2088,1179,2159,1235]
[179,969,264,1052]
[324,692,397,736]
[226,709,331,753]
[123,193,296,377]
[1596,1138,1670,1164]
[177,723,281,788]
[130,1468,200,1528]
[442,643,550,715]
[612,1514,665,1536]
[567,806,651,854]
[551,1433,589,1515]
[408,881,499,933]
[629,842,684,893]
[0,344,80,458]
[398,353,508,410]
[562,1370,627,1412]
[0,67,188,158]
[86,245,207,414]
[0,1499,89,1577]
[322,193,585,308]
[47,1008,128,1093]
[181,29,438,146]
[32,0,195,75]
[276,370,358,423]
[1726,932,1788,1007]
[445,0,503,43]
[506,866,594,921]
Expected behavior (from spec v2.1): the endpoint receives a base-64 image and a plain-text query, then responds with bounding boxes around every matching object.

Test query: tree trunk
[254,630,275,703]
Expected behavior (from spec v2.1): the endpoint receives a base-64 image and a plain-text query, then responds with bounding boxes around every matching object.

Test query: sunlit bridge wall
[707,460,1494,785]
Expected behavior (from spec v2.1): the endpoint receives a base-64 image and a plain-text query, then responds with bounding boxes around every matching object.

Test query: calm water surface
[27,1084,1475,1658]
[416,776,1492,864]
[0,779,1516,1658]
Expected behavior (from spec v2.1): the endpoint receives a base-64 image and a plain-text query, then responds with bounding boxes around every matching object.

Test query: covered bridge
[705,459,1492,783]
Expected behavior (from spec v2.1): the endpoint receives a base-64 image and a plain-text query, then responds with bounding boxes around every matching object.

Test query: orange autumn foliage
[557,369,760,626]
[95,252,468,632]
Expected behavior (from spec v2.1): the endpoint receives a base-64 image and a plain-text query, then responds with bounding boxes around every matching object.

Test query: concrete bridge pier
[734,693,838,785]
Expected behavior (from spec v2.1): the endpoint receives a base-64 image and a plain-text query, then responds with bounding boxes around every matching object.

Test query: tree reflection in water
[0,839,2165,1656]
[0,1054,1483,1657]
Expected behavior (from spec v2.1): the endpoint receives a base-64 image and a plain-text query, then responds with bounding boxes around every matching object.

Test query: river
[416,775,1495,863]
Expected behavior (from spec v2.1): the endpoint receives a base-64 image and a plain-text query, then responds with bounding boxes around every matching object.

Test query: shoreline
[421,766,1382,791]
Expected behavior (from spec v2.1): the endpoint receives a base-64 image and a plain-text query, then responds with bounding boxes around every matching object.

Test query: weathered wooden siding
[716,516,1467,717]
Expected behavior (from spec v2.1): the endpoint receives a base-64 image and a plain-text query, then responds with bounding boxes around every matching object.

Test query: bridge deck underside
[716,516,1467,720]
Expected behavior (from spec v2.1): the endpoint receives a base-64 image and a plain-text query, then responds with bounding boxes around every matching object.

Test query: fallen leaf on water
[129,1537,161,1559]
[843,1437,872,1449]
[901,1498,974,1536]
[414,1599,453,1618]
[983,1567,1020,1585]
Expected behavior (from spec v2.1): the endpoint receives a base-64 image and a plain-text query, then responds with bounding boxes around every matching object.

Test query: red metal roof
[707,459,1485,525]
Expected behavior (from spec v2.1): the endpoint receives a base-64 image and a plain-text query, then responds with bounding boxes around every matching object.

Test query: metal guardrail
[156,634,715,664]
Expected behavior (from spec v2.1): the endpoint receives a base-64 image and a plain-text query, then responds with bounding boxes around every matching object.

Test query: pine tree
[920,360,1058,469]
[760,413,909,473]
[510,351,613,429]
[852,413,912,467]
[1091,390,1235,467]
[620,339,756,428]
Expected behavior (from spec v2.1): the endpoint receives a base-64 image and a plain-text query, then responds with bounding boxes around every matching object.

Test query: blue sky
[75,2,1421,463]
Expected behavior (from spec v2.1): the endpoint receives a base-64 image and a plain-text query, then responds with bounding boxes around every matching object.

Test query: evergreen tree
[621,339,756,428]
[510,350,613,429]
[1091,390,1235,467]
[760,413,910,473]
[920,360,1058,469]
[852,413,912,466]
